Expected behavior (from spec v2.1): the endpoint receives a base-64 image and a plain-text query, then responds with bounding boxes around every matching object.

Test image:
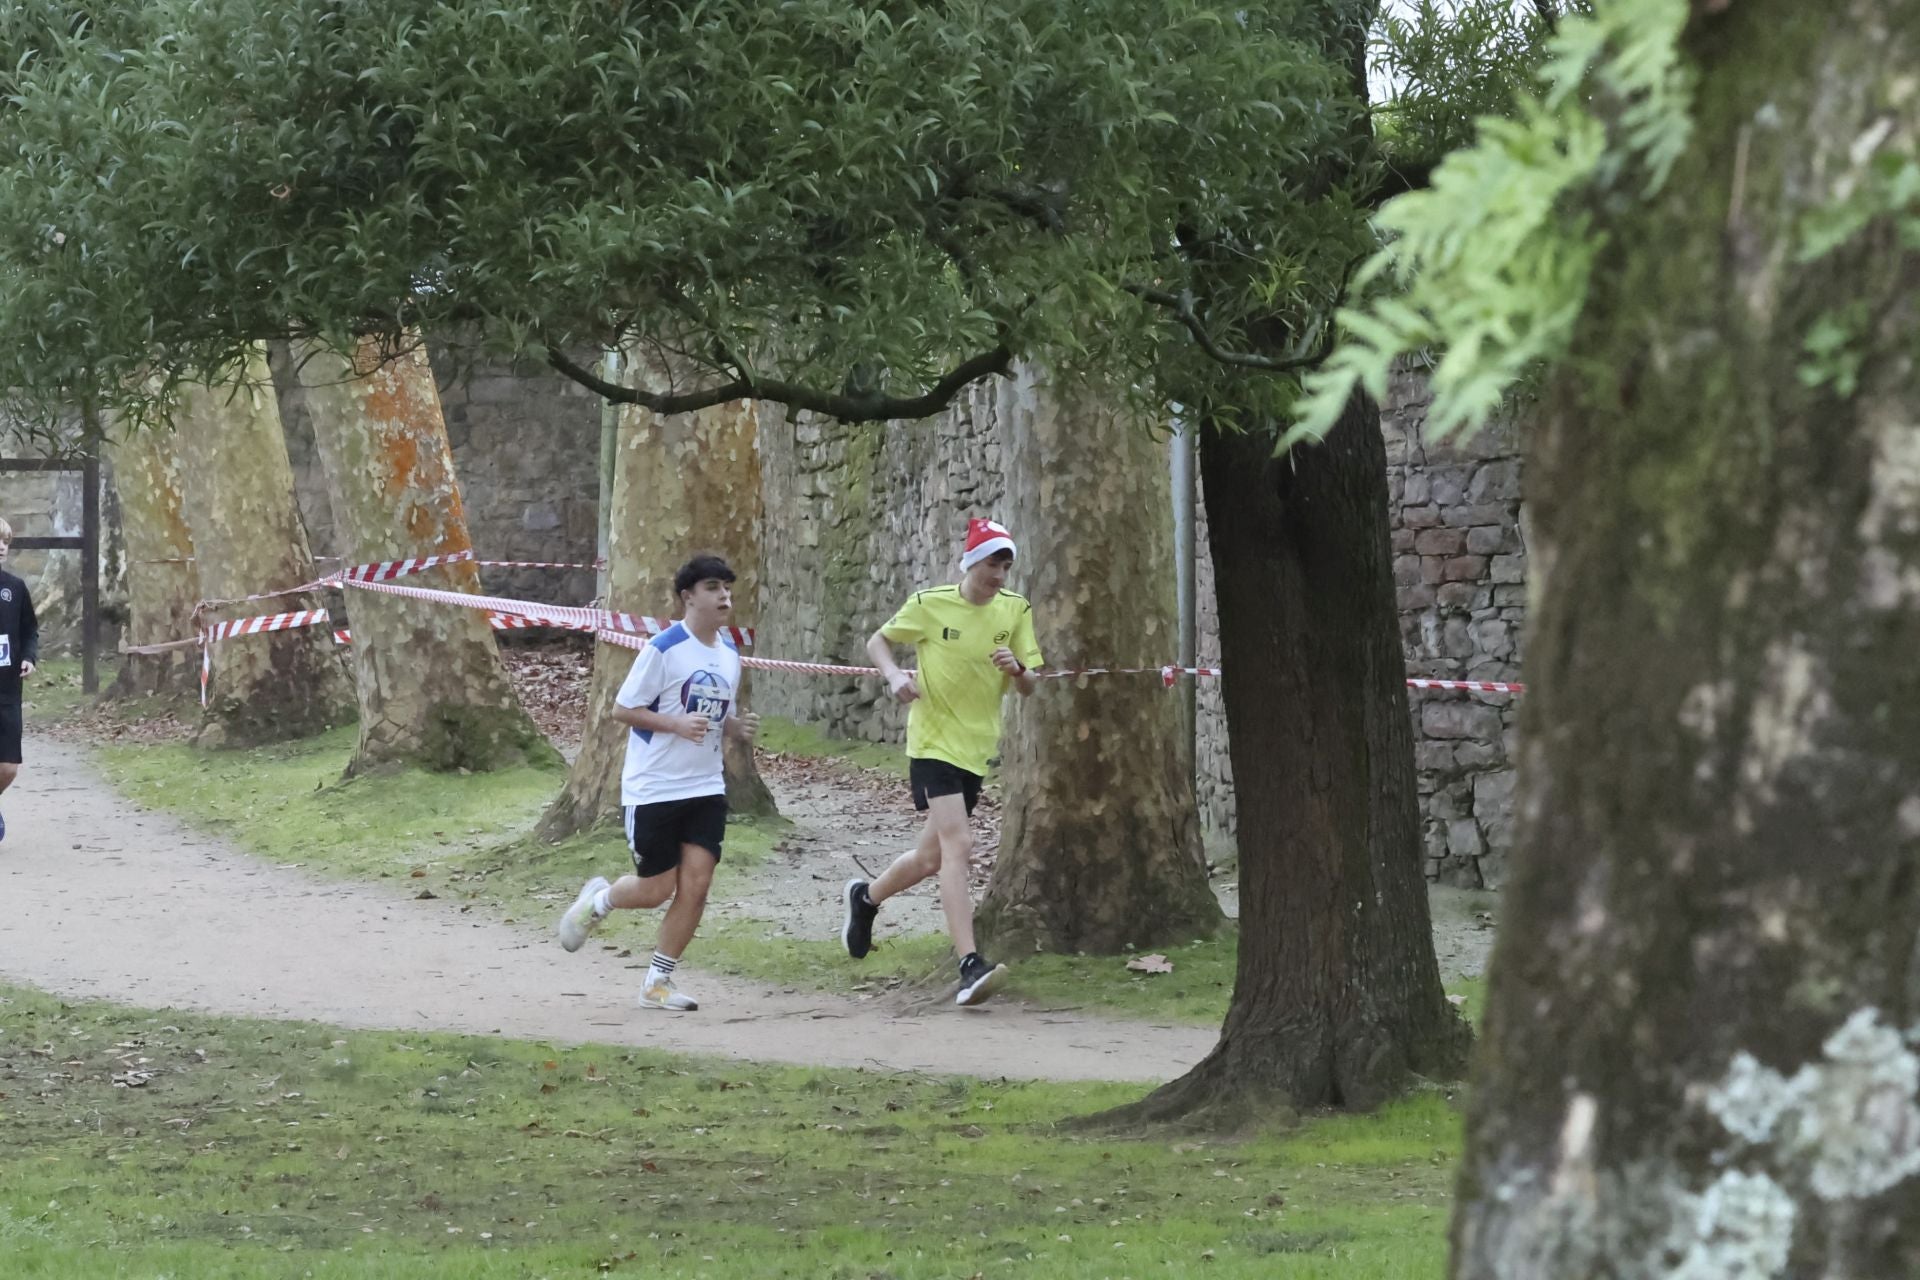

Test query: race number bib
[0,634,11,668]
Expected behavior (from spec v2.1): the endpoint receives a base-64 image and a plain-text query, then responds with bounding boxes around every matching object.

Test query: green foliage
[1370,0,1575,165]
[0,0,1368,430]
[1293,0,1694,446]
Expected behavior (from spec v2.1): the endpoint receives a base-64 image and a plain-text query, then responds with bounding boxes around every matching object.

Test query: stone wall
[1169,369,1527,886]
[273,342,603,606]
[1381,367,1526,888]
[754,382,1010,741]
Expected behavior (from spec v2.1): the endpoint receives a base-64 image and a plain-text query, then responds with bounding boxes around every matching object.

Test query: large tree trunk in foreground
[1453,9,1920,1273]
[103,420,200,698]
[296,337,555,776]
[172,351,355,746]
[539,355,775,841]
[979,366,1221,954]
[1117,394,1468,1124]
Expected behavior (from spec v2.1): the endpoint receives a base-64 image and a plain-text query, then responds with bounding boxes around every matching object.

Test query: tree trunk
[1453,9,1920,1273]
[103,420,200,698]
[1113,394,1469,1125]
[294,336,556,776]
[978,366,1222,954]
[171,350,355,746]
[538,353,775,841]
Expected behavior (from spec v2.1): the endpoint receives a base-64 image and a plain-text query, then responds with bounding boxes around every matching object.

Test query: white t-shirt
[616,622,741,806]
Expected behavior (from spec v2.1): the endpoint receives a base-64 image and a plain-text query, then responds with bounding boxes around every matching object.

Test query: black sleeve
[18,583,37,667]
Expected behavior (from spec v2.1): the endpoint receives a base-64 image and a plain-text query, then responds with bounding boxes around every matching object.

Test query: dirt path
[0,740,1213,1084]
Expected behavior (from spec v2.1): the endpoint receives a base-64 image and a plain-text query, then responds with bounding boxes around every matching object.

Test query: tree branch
[1367,156,1435,208]
[1123,285,1337,374]
[545,342,1013,424]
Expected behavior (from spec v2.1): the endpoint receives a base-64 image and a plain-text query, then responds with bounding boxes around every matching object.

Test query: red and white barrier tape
[337,548,476,583]
[346,576,755,646]
[1405,678,1525,694]
[473,557,605,571]
[597,633,1518,697]
[334,612,582,644]
[192,548,479,614]
[183,574,1523,707]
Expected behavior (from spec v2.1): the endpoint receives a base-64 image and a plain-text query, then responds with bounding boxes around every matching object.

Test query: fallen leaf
[1125,954,1174,975]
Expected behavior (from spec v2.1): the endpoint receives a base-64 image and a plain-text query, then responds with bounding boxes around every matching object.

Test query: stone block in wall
[1468,461,1521,503]
[1466,525,1510,556]
[521,501,563,533]
[1414,528,1467,556]
[1447,818,1484,861]
[1470,617,1513,659]
[1490,554,1526,584]
[1429,467,1471,507]
[1422,698,1504,742]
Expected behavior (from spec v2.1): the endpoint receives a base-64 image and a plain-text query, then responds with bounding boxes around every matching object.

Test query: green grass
[0,983,1459,1278]
[756,714,905,776]
[696,928,1486,1032]
[92,728,782,918]
[22,656,123,725]
[700,927,1242,1022]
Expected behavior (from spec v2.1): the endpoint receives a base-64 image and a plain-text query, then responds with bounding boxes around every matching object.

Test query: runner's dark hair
[674,553,736,599]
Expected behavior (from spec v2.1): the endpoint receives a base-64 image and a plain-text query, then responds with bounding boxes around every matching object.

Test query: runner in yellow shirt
[840,518,1043,1006]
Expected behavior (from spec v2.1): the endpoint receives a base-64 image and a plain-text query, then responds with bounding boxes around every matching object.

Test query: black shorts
[0,700,20,765]
[625,795,727,878]
[909,757,982,816]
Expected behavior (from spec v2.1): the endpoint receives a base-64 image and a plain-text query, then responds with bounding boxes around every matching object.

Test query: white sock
[646,951,678,985]
[592,886,613,916]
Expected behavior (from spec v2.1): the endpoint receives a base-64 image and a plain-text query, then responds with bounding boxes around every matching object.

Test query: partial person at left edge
[0,516,41,842]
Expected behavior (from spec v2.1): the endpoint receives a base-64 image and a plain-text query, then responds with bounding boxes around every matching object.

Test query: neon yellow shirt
[880,585,1044,775]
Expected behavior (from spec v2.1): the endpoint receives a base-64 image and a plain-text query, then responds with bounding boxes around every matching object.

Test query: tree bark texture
[539,353,775,841]
[1118,394,1468,1123]
[1454,8,1920,1275]
[295,337,555,776]
[171,350,355,746]
[103,419,200,697]
[977,366,1222,954]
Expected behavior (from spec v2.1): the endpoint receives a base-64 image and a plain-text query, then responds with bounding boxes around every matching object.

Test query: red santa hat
[960,517,1017,570]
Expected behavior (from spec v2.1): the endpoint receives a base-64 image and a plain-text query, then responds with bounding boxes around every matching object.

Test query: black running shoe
[842,879,879,959]
[956,952,1009,1007]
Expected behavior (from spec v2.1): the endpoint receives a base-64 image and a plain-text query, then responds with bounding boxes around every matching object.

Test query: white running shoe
[637,976,699,1011]
[557,876,610,952]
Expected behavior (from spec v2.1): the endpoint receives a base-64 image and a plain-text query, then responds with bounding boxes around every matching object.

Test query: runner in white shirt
[555,555,757,1011]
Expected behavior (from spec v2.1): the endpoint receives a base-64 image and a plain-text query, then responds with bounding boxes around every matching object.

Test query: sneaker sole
[637,997,699,1012]
[955,963,1009,1008]
[557,878,607,953]
[841,879,869,960]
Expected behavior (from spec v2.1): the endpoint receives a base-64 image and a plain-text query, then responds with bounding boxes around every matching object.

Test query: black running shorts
[0,700,21,765]
[625,794,727,878]
[909,757,982,816]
